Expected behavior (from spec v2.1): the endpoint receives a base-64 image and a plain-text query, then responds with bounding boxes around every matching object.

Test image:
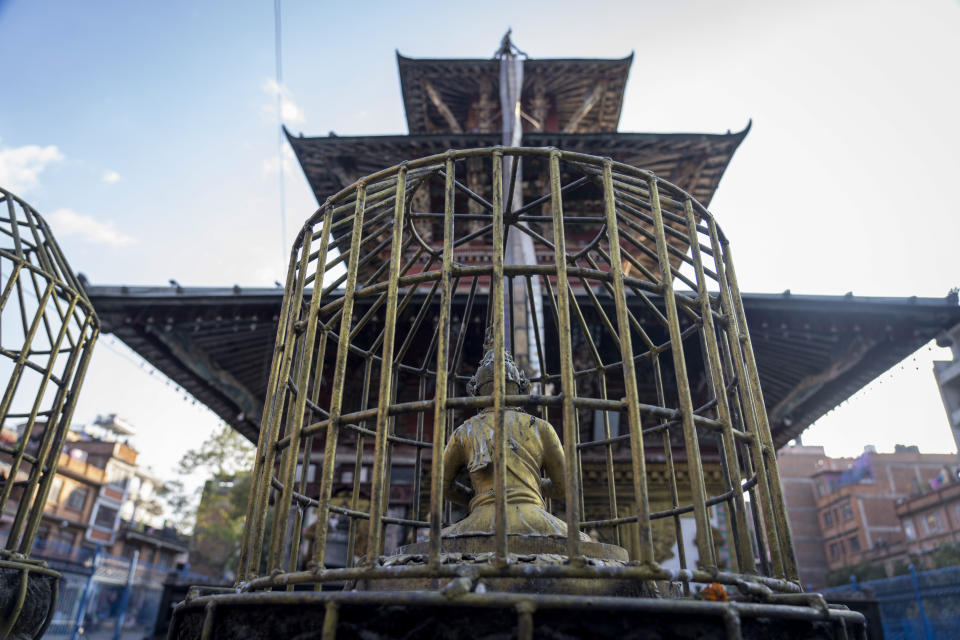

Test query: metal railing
[824,564,960,639]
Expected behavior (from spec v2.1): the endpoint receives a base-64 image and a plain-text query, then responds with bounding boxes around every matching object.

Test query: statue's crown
[466,325,529,396]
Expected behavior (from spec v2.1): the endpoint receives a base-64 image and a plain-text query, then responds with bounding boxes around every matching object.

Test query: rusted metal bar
[601,160,656,565]
[311,185,368,575]
[366,165,408,562]
[548,150,583,562]
[429,156,456,567]
[683,199,754,573]
[491,149,509,566]
[721,238,799,582]
[707,217,785,578]
[649,175,715,570]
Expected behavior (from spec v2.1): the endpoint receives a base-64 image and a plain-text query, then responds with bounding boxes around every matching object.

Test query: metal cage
[236,146,801,593]
[0,187,99,638]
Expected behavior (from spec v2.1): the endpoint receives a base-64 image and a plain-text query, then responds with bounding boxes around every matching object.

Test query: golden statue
[441,346,590,541]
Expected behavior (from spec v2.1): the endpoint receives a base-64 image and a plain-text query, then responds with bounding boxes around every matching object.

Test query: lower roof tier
[87,284,959,448]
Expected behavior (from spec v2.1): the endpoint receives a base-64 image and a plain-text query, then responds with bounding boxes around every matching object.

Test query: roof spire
[494,28,527,59]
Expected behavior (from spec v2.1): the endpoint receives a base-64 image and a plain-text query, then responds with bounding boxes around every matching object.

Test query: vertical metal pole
[601,161,654,565]
[269,212,331,571]
[548,151,583,562]
[909,564,934,640]
[70,544,101,640]
[649,176,715,569]
[112,550,139,640]
[683,200,753,573]
[491,150,509,566]
[238,248,299,579]
[707,218,784,577]
[429,156,456,567]
[366,167,408,561]
[313,190,367,574]
[721,238,798,580]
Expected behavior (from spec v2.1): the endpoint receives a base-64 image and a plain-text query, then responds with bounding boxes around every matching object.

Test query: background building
[934,321,960,457]
[779,443,959,586]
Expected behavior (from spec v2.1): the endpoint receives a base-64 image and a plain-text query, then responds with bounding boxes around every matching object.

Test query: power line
[274,0,287,273]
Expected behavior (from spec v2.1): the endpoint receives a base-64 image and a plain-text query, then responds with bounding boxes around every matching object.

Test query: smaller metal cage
[0,187,99,637]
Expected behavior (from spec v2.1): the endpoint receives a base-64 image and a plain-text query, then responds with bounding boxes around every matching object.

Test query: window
[848,536,861,553]
[841,503,854,521]
[360,467,370,482]
[93,505,118,530]
[923,512,943,535]
[54,529,75,548]
[296,464,317,483]
[66,487,89,511]
[592,410,621,442]
[904,519,917,540]
[829,543,840,559]
[46,477,63,505]
[390,466,415,485]
[823,511,834,527]
[340,470,354,484]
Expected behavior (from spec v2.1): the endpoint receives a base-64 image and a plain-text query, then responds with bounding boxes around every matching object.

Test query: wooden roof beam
[562,81,606,133]
[423,79,463,133]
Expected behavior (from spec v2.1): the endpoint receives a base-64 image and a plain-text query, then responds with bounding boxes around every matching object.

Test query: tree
[930,542,960,569]
[165,425,257,580]
[825,560,887,587]
[175,424,255,480]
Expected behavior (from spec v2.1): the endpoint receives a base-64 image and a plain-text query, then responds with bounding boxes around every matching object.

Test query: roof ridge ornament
[494,28,527,59]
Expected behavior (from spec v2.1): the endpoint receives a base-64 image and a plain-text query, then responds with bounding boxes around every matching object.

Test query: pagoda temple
[86,40,960,572]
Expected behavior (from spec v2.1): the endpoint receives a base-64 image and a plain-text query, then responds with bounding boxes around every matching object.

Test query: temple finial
[494,29,526,59]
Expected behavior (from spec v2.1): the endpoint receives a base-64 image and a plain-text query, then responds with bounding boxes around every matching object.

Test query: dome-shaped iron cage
[236,147,801,599]
[0,187,99,638]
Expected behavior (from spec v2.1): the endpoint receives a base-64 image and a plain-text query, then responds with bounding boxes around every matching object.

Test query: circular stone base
[0,562,58,639]
[359,535,637,595]
[170,589,867,640]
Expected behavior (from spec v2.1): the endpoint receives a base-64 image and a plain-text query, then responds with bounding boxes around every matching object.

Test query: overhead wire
[274,0,287,273]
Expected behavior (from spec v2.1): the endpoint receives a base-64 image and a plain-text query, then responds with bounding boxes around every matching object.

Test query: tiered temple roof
[87,285,960,448]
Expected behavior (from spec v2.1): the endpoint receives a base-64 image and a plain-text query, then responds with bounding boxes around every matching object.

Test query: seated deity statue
[440,347,590,541]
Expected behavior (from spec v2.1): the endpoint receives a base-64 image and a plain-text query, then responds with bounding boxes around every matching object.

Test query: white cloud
[102,170,120,184]
[0,144,64,195]
[261,143,298,177]
[47,209,135,247]
[261,78,306,125]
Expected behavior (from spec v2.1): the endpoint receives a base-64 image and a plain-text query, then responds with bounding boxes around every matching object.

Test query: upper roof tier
[397,52,633,134]
[286,126,750,210]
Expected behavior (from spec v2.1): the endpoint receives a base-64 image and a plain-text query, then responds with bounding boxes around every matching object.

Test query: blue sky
[1,0,958,494]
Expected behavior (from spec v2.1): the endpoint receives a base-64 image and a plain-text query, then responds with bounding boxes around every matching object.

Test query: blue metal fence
[36,544,179,639]
[823,565,960,640]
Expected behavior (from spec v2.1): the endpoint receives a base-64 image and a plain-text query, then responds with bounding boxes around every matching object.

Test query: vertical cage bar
[429,156,456,567]
[269,211,330,570]
[238,249,300,579]
[249,241,313,574]
[312,187,368,574]
[21,318,97,555]
[648,176,716,569]
[683,200,754,573]
[0,281,55,516]
[721,238,799,581]
[7,294,80,548]
[346,354,373,568]
[707,217,784,578]
[548,151,583,562]
[366,166,408,561]
[491,150,509,566]
[601,161,654,565]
